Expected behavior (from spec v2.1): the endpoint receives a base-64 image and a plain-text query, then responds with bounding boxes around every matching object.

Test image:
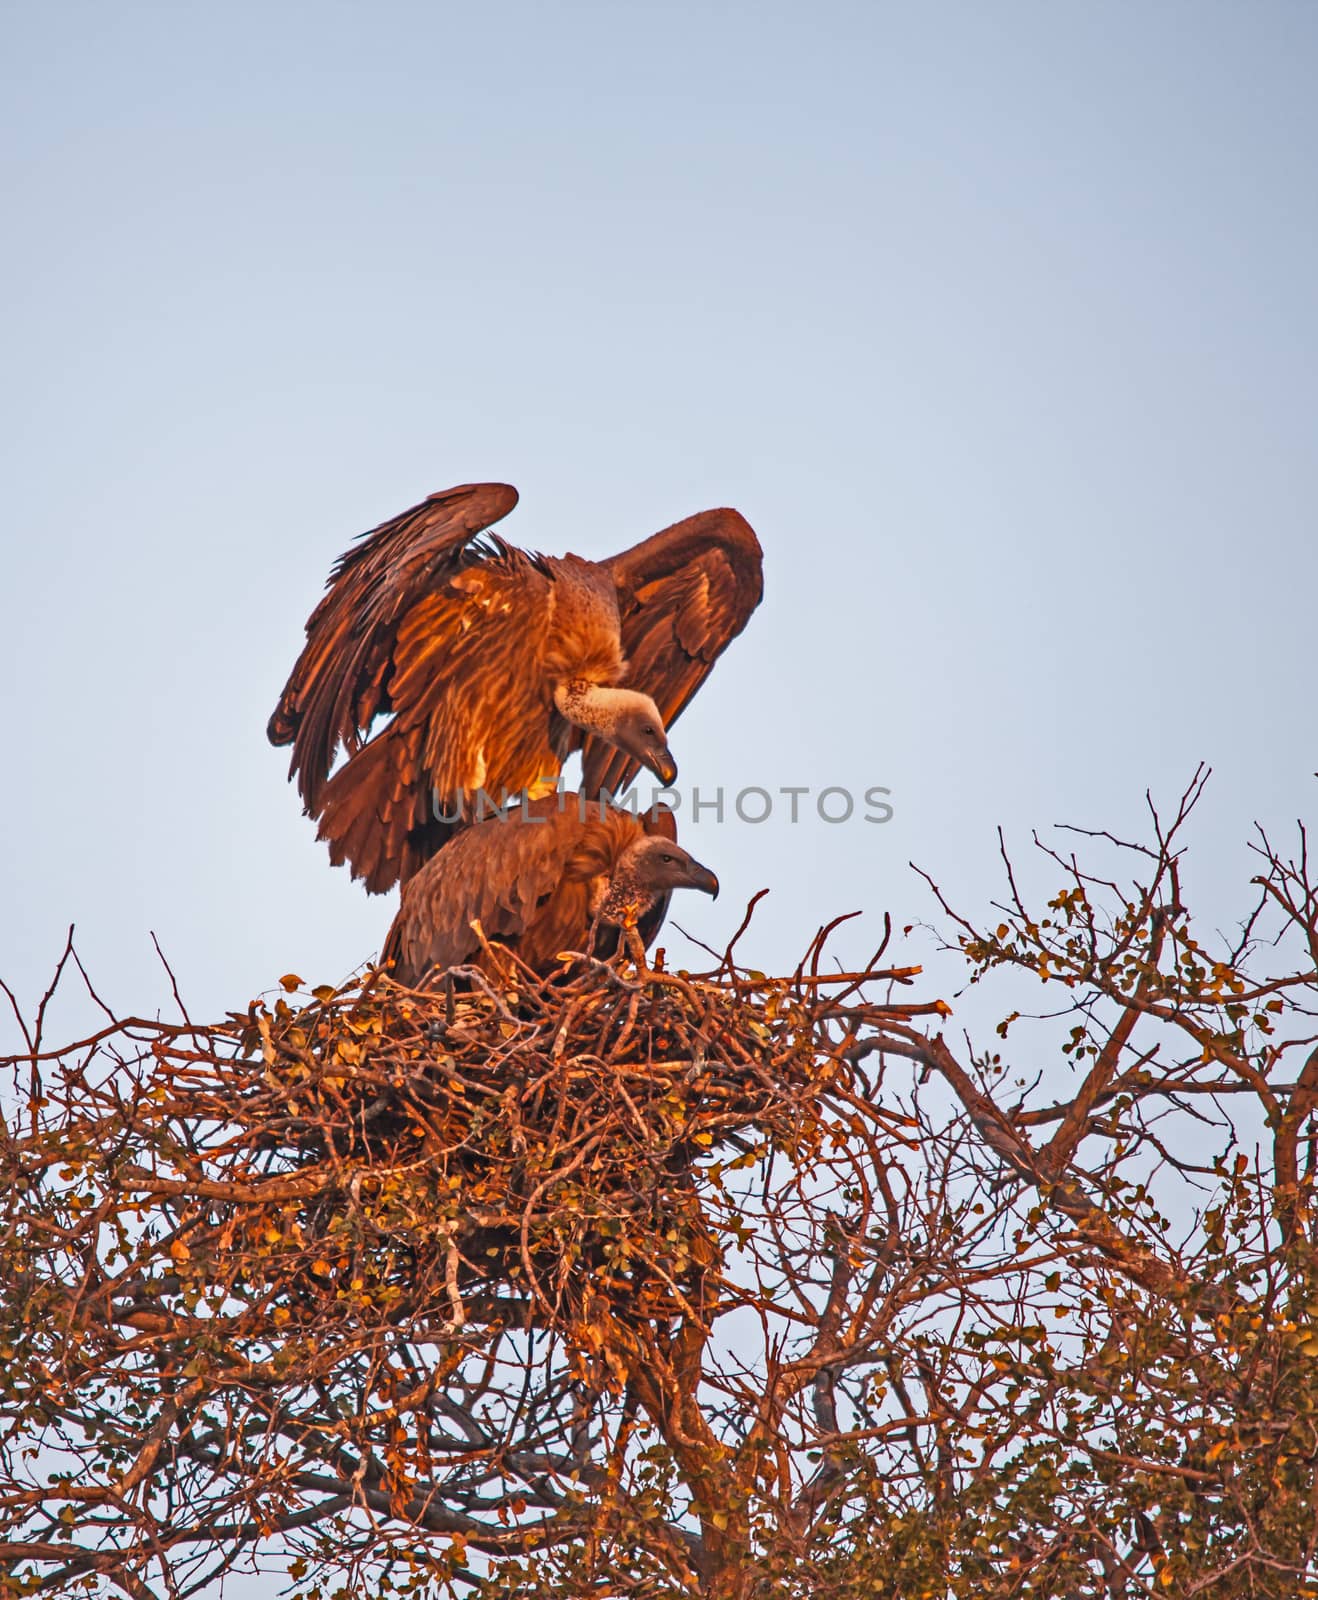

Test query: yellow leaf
[169,1239,191,1263]
[279,974,303,992]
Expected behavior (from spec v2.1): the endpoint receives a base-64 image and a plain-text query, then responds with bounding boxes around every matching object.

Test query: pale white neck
[554,680,657,737]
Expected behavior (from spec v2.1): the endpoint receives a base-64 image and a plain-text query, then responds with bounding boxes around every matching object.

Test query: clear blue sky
[4,0,1316,1037]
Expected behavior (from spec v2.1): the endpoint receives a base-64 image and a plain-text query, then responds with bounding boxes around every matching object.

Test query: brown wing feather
[268,482,520,810]
[383,799,647,982]
[579,507,763,798]
[396,570,558,808]
[270,483,586,894]
[316,555,559,893]
[384,801,576,982]
[314,720,445,896]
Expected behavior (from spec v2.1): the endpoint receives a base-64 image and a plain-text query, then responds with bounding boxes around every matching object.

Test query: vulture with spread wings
[382,796,719,984]
[269,483,762,892]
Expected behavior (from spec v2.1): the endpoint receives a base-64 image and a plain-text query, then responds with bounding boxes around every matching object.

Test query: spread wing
[579,507,763,798]
[269,482,573,895]
[268,482,520,811]
[310,553,556,894]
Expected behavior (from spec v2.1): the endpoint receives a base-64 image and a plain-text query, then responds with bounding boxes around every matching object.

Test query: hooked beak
[686,859,720,899]
[646,746,678,787]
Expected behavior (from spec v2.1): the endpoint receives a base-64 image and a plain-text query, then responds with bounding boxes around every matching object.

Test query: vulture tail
[316,729,456,895]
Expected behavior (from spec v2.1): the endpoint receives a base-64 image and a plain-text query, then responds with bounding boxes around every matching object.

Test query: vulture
[382,795,720,984]
[269,483,762,893]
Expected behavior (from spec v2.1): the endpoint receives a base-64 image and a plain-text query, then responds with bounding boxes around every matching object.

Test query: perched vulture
[382,796,719,984]
[268,483,762,893]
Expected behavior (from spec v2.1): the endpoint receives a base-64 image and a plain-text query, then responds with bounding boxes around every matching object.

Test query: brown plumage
[382,796,720,984]
[269,483,762,893]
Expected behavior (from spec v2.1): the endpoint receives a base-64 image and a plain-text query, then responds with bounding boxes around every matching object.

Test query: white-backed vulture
[381,796,719,984]
[268,483,762,893]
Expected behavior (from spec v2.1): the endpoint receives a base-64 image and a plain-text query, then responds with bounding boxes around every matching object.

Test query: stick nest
[4,918,929,1413]
[223,951,845,1347]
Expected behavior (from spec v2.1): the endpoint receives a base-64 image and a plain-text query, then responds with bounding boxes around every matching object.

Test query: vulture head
[553,681,678,787]
[599,835,720,925]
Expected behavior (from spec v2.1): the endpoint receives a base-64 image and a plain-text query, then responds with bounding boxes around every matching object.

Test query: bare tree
[3,773,1317,1598]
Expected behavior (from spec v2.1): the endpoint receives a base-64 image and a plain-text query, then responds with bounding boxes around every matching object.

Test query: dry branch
[2,790,1318,1598]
